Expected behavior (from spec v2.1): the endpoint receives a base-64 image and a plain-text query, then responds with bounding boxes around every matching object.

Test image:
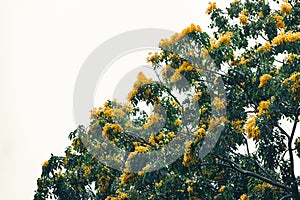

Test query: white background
[0,0,299,199]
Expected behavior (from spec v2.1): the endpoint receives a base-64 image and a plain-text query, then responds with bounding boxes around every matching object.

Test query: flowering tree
[34,0,300,199]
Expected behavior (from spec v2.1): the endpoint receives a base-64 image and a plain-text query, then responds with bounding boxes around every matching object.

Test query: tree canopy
[34,0,300,199]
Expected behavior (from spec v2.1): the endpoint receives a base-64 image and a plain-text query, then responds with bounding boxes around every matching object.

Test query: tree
[34,0,300,199]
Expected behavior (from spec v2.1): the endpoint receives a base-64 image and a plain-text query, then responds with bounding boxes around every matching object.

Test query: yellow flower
[149,135,156,145]
[187,186,193,192]
[182,141,194,167]
[258,11,264,18]
[257,100,271,117]
[174,119,182,126]
[280,3,292,15]
[239,14,248,25]
[170,72,182,83]
[206,2,217,14]
[212,97,226,111]
[194,128,206,140]
[265,42,271,51]
[273,14,285,29]
[218,185,226,193]
[168,131,175,138]
[231,120,245,133]
[238,194,249,200]
[127,88,138,101]
[144,113,160,129]
[192,91,202,102]
[120,172,135,186]
[135,145,148,153]
[181,24,202,36]
[133,72,152,89]
[218,32,233,46]
[258,74,272,88]
[116,189,129,200]
[155,180,163,187]
[246,115,260,142]
[42,160,49,167]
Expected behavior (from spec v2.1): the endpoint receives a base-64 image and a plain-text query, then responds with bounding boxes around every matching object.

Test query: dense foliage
[34,0,300,199]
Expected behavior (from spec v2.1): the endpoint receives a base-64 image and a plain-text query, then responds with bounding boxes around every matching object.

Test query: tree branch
[124,131,157,148]
[279,193,293,200]
[287,113,299,199]
[213,154,289,189]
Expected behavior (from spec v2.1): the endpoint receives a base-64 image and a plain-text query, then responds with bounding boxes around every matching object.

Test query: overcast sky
[0,0,299,199]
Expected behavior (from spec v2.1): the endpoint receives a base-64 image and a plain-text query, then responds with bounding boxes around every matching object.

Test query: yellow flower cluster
[280,3,292,15]
[238,194,249,200]
[239,10,248,25]
[231,120,245,133]
[285,53,300,63]
[127,72,152,100]
[135,145,148,153]
[170,61,194,83]
[90,107,102,119]
[257,100,271,117]
[219,32,233,46]
[155,180,163,188]
[133,72,152,89]
[97,175,111,194]
[102,123,122,138]
[192,91,202,102]
[253,182,278,194]
[174,119,182,126]
[218,185,226,193]
[208,116,228,132]
[177,61,194,73]
[187,186,193,192]
[273,14,285,29]
[257,42,271,52]
[182,141,194,167]
[83,165,92,177]
[258,74,272,88]
[116,189,129,200]
[245,115,260,142]
[258,11,264,18]
[171,71,182,83]
[206,2,217,14]
[210,32,233,50]
[120,172,135,186]
[42,160,49,167]
[143,113,160,129]
[159,24,202,47]
[194,127,206,141]
[212,97,226,112]
[168,131,176,138]
[282,72,300,99]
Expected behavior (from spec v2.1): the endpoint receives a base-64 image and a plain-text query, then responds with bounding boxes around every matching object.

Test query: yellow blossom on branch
[273,14,285,29]
[155,180,163,188]
[238,194,249,200]
[239,14,248,25]
[280,3,292,15]
[258,74,272,88]
[212,97,226,111]
[187,186,193,192]
[174,119,182,126]
[206,2,217,14]
[245,115,260,142]
[218,185,226,193]
[257,100,271,117]
[42,160,49,167]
